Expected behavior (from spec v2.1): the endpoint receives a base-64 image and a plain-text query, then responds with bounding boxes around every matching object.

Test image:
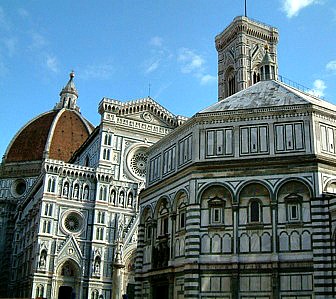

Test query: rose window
[130,152,148,178]
[64,212,83,233]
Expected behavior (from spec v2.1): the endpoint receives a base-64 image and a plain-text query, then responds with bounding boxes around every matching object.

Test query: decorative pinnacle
[70,70,75,79]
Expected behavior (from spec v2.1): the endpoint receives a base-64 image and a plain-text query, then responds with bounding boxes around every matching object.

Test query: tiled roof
[5,109,93,163]
[199,80,336,114]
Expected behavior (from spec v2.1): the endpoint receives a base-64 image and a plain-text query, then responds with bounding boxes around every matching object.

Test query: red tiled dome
[5,109,94,163]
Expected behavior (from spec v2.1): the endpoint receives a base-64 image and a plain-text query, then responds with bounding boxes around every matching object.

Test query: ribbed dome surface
[5,109,94,163]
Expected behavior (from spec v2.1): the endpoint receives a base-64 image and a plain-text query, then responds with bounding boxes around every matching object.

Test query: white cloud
[200,74,217,85]
[282,0,321,18]
[145,59,161,74]
[143,36,172,74]
[150,36,163,47]
[326,60,336,72]
[81,63,114,80]
[177,47,216,85]
[310,79,326,97]
[46,55,58,73]
[178,48,205,74]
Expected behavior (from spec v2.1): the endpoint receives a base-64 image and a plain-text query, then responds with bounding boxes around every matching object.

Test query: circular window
[130,152,147,178]
[63,212,83,233]
[126,144,149,180]
[11,179,27,197]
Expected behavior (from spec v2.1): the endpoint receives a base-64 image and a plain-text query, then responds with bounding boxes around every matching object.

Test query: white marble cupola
[259,44,277,81]
[54,71,80,112]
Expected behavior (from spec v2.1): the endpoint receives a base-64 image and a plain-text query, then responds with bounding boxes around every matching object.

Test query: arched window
[36,284,44,298]
[44,203,53,216]
[177,203,186,230]
[42,220,52,233]
[47,221,51,233]
[175,192,188,231]
[96,227,104,240]
[228,75,235,96]
[91,289,99,299]
[103,149,110,160]
[99,186,107,201]
[253,71,261,84]
[145,217,152,243]
[96,211,105,224]
[225,67,236,97]
[158,207,169,236]
[47,177,56,193]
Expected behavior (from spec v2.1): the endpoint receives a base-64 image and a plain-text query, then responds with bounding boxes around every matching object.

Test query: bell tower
[215,16,279,100]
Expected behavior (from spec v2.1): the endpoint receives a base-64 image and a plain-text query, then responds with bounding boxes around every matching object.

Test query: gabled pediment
[57,235,83,264]
[99,96,187,129]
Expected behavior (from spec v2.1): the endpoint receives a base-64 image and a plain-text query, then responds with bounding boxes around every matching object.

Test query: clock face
[63,211,83,233]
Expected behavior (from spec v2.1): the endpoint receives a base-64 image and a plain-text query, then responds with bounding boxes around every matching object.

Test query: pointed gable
[99,96,187,129]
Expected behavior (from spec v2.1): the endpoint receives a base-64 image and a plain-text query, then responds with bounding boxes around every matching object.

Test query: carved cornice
[215,16,279,51]
[98,97,187,129]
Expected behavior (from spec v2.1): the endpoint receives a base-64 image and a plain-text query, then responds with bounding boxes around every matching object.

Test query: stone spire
[54,71,80,112]
[259,44,277,80]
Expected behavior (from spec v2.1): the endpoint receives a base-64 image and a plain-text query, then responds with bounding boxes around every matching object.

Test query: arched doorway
[123,249,137,299]
[56,259,80,299]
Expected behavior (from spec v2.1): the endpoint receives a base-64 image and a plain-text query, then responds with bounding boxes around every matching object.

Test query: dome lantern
[55,71,80,111]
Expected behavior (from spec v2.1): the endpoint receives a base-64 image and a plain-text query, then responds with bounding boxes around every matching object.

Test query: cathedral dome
[4,73,94,163]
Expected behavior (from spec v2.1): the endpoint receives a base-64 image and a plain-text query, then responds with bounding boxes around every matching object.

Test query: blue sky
[1,0,336,158]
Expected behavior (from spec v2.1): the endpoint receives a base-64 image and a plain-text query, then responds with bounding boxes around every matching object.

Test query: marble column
[112,241,125,299]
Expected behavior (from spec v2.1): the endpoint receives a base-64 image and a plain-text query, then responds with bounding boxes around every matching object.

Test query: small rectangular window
[210,207,223,224]
[146,225,152,240]
[180,212,186,229]
[288,203,300,221]
[213,208,221,222]
[250,201,260,222]
[161,217,169,235]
